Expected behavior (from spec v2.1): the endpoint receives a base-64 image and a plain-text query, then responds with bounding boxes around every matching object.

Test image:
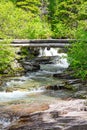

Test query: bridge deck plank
[11,43,70,48]
[0,39,75,48]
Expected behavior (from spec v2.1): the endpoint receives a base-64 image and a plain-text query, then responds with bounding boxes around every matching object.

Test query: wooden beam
[12,39,75,43]
[11,43,70,48]
[0,39,75,48]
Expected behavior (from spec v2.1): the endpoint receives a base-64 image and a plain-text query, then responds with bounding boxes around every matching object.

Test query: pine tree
[12,0,41,16]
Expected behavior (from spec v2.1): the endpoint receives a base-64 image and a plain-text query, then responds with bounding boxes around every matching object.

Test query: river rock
[53,73,75,79]
[5,99,87,130]
[45,80,81,91]
[0,103,49,129]
[7,111,87,130]
[34,56,58,64]
[2,103,49,117]
[22,61,40,72]
[53,69,87,93]
[64,122,87,130]
[46,83,65,90]
[65,79,82,85]
[74,91,87,99]
[0,78,2,86]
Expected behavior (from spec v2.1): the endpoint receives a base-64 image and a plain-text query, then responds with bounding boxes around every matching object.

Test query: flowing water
[0,48,69,102]
[0,47,70,129]
[0,48,87,130]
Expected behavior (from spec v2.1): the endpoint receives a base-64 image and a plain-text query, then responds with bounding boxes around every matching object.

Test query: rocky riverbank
[0,48,87,130]
[2,99,87,130]
[0,68,86,130]
[52,69,87,99]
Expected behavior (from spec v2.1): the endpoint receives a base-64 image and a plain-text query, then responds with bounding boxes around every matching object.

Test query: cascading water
[0,47,70,129]
[0,47,69,103]
[0,48,86,130]
[39,47,69,73]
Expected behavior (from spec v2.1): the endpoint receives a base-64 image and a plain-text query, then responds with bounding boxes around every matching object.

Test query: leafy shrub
[68,21,87,79]
[52,22,76,38]
[0,40,15,73]
[0,0,51,39]
[25,17,52,39]
[0,0,31,39]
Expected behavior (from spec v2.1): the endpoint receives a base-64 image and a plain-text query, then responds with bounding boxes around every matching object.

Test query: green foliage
[52,22,76,38]
[0,0,51,73]
[78,1,87,20]
[68,22,87,79]
[0,0,87,40]
[25,17,51,39]
[48,0,86,38]
[0,0,30,39]
[0,40,15,73]
[21,47,35,60]
[0,0,51,39]
[0,0,87,77]
[12,0,41,16]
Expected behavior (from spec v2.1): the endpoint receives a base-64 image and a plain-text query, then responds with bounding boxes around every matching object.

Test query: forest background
[0,0,87,79]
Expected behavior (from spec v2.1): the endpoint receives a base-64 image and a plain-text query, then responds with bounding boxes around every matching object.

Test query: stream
[0,48,87,130]
[0,48,68,103]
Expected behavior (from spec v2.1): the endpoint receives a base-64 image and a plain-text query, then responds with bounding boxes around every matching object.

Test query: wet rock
[2,103,49,116]
[64,79,84,91]
[64,84,80,91]
[74,91,87,99]
[6,111,62,130]
[0,112,18,130]
[45,79,82,91]
[53,71,87,92]
[22,61,40,72]
[50,110,59,118]
[0,103,49,129]
[65,122,87,130]
[0,79,2,86]
[46,84,65,90]
[65,79,82,85]
[80,106,87,111]
[53,72,75,80]
[34,56,58,64]
[7,112,87,130]
[2,99,87,130]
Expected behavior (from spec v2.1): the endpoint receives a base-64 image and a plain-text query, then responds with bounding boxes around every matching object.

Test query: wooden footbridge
[11,39,76,48]
[1,39,76,48]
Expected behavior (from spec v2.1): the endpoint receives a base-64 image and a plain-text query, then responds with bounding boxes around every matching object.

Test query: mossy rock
[64,84,78,91]
[74,91,87,99]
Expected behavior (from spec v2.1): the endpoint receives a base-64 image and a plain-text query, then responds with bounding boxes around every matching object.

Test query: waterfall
[39,47,59,56]
[39,47,69,69]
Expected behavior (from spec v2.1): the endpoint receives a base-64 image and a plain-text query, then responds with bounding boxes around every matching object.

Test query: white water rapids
[0,48,69,102]
[0,48,87,130]
[39,47,69,70]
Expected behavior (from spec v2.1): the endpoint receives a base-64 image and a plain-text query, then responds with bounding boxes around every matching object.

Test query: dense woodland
[0,0,87,79]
